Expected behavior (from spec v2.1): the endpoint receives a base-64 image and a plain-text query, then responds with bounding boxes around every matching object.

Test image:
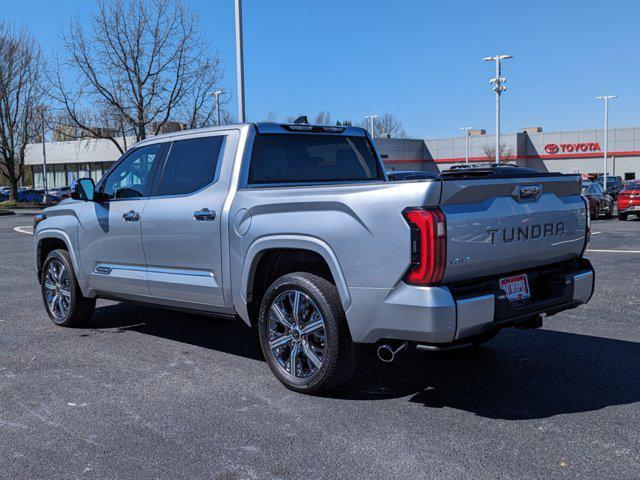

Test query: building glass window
[32,165,44,189]
[78,163,90,179]
[67,164,78,186]
[53,164,66,188]
[90,163,103,183]
[625,172,636,181]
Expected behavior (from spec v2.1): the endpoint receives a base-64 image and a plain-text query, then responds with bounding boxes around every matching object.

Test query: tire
[258,272,357,394]
[590,209,597,220]
[619,213,628,221]
[40,249,95,327]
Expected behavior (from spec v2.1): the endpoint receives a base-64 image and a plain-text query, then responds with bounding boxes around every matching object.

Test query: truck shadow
[88,302,640,420]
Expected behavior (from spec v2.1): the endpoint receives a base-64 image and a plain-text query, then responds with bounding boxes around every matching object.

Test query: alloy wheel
[43,259,71,322]
[267,289,326,379]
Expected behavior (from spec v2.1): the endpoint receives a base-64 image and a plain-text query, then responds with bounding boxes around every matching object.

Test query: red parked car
[581,181,614,219]
[617,181,640,221]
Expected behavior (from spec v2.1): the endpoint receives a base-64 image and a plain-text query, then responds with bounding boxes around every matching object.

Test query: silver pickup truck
[33,122,594,393]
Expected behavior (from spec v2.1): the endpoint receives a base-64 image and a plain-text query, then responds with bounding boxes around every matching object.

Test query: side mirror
[71,177,96,201]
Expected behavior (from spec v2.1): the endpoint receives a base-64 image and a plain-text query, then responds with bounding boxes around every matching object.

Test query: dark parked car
[581,181,614,219]
[386,170,439,181]
[596,175,623,198]
[617,181,640,221]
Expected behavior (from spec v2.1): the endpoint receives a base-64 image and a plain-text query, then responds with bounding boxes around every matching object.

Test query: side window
[101,144,163,200]
[156,136,225,196]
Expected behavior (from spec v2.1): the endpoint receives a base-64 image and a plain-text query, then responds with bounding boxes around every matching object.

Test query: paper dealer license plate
[499,274,531,304]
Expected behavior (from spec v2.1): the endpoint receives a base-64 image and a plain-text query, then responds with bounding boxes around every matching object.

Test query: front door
[141,132,235,307]
[78,143,164,296]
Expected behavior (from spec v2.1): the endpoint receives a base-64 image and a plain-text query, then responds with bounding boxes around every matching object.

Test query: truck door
[141,131,238,308]
[78,143,165,296]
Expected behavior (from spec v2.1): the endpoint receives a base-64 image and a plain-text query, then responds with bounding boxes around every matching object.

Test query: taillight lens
[581,195,590,257]
[403,208,447,285]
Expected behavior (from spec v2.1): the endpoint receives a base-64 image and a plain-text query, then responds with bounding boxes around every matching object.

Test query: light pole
[483,54,513,164]
[234,0,246,122]
[596,95,617,192]
[460,126,472,164]
[365,115,378,137]
[39,106,49,203]
[210,90,224,126]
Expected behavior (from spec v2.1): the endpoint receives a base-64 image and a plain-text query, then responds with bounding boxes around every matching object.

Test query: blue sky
[4,0,639,138]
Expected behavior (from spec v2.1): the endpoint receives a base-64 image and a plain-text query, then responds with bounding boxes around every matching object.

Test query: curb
[0,210,16,216]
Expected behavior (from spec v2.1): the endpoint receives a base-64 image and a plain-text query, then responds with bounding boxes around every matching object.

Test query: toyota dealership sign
[544,142,601,155]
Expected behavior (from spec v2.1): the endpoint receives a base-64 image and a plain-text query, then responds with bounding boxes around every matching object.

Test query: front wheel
[619,213,628,221]
[258,272,357,394]
[41,249,95,327]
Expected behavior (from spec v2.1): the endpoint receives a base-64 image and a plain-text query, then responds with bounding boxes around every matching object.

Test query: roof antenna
[293,115,308,124]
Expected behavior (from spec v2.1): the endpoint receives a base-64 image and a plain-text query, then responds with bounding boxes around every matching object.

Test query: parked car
[17,189,44,203]
[33,122,594,393]
[386,170,439,181]
[596,175,623,198]
[617,181,640,221]
[581,180,614,219]
[49,186,73,201]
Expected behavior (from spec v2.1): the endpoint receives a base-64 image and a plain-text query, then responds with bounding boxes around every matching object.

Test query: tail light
[403,208,447,285]
[580,195,591,257]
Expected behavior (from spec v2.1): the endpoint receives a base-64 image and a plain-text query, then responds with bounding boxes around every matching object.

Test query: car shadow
[86,302,640,420]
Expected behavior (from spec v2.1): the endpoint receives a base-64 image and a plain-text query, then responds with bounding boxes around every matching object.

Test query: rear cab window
[155,136,225,196]
[247,134,385,186]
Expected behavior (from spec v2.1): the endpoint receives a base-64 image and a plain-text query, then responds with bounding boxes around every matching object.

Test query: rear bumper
[618,204,640,214]
[346,258,594,344]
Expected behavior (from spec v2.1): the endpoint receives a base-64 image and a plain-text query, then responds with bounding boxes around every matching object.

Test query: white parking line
[587,249,640,254]
[590,231,602,235]
[13,226,33,235]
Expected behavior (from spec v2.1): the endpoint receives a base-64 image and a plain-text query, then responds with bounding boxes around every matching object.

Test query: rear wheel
[41,249,95,327]
[258,272,357,394]
[619,213,628,221]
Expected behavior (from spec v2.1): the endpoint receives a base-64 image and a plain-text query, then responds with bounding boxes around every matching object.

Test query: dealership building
[24,125,640,189]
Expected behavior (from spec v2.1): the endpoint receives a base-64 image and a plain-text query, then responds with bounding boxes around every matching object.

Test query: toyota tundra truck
[33,122,594,393]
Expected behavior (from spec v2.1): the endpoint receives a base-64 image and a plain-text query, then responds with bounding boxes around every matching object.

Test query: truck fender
[34,229,90,297]
[236,235,351,325]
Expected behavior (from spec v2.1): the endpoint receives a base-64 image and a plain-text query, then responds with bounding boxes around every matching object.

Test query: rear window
[248,134,384,185]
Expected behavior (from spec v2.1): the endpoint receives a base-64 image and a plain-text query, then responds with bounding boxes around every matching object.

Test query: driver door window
[101,144,163,200]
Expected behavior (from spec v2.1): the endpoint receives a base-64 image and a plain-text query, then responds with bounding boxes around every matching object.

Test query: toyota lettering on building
[544,143,601,155]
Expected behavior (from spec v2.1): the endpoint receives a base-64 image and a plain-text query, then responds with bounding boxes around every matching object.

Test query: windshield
[248,134,384,185]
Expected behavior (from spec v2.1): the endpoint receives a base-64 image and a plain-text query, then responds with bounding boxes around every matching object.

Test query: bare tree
[0,22,44,200]
[313,111,332,125]
[357,113,406,138]
[49,0,224,154]
[263,110,279,122]
[480,143,515,162]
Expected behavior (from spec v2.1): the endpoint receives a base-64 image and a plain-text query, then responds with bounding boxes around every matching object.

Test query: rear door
[141,131,238,307]
[78,143,165,295]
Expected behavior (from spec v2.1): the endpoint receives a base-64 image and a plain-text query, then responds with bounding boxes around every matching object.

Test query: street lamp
[365,115,378,138]
[38,106,49,203]
[234,0,245,122]
[596,95,617,192]
[210,90,224,126]
[460,126,472,164]
[483,54,513,164]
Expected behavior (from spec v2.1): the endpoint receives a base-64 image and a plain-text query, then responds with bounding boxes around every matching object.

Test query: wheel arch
[35,229,88,294]
[236,235,351,326]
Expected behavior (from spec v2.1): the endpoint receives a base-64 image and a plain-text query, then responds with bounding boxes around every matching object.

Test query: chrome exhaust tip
[376,342,408,363]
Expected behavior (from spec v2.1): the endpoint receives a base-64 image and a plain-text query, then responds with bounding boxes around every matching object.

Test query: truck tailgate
[440,175,587,283]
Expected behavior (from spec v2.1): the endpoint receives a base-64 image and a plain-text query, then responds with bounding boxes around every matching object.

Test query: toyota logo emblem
[544,143,560,154]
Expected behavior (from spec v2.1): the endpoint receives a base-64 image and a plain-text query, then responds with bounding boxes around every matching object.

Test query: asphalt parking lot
[1,212,639,480]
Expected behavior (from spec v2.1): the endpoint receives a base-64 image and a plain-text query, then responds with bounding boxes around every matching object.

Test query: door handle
[122,210,141,222]
[193,208,216,221]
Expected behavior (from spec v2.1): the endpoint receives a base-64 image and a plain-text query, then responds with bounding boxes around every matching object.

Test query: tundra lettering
[487,222,566,245]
